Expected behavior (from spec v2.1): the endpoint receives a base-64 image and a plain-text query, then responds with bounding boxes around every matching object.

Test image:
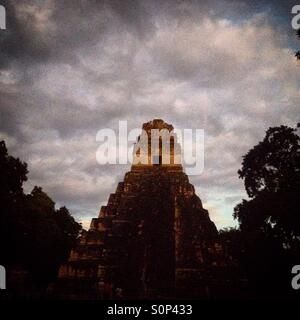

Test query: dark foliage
[0,141,82,296]
[222,124,300,298]
[235,125,300,243]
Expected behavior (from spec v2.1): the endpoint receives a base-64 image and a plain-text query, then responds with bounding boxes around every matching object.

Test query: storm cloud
[0,0,299,229]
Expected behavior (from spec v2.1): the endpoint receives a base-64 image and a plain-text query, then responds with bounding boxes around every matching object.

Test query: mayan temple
[54,119,232,299]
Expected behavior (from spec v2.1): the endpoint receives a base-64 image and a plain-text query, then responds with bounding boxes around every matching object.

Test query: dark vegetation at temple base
[0,141,82,298]
[0,121,299,299]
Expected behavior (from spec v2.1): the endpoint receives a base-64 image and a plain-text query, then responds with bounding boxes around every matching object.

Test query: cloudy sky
[0,0,299,229]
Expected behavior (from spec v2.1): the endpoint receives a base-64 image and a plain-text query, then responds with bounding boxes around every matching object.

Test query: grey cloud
[1,0,295,70]
[225,195,243,204]
[0,0,299,229]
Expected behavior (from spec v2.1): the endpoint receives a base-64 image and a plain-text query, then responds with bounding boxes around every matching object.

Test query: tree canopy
[227,124,300,298]
[0,140,82,292]
[234,125,300,243]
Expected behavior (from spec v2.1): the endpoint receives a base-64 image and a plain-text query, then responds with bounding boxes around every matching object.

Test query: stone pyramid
[55,119,222,299]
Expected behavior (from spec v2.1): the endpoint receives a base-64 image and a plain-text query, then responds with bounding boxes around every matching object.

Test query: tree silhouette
[232,125,300,298]
[235,125,300,244]
[0,140,28,201]
[0,140,82,296]
[0,141,28,264]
